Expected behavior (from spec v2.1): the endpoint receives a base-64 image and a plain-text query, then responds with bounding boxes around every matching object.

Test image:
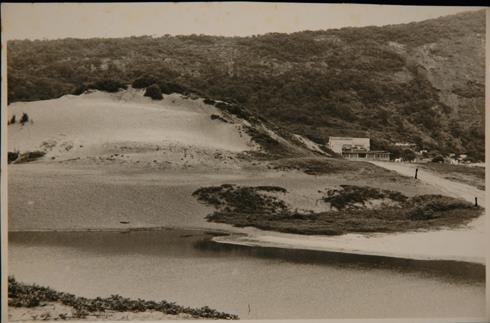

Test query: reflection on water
[194,238,485,283]
[8,230,486,319]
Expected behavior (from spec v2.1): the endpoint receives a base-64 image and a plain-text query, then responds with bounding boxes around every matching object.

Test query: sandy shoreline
[212,229,485,264]
[8,222,485,265]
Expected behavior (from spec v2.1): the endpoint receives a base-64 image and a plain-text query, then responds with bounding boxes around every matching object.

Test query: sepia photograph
[1,2,487,322]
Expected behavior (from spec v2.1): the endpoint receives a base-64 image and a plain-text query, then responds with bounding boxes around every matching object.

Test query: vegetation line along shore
[8,277,239,320]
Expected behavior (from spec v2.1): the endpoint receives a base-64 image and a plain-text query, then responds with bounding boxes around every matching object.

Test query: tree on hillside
[401,149,416,162]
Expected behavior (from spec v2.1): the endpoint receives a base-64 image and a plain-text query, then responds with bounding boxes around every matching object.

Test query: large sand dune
[8,89,255,169]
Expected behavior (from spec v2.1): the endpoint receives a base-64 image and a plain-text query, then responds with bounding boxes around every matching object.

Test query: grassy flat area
[271,156,406,178]
[417,163,484,190]
[193,184,481,236]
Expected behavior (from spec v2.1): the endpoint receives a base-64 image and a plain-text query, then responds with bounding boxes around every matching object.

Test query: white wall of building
[328,137,370,154]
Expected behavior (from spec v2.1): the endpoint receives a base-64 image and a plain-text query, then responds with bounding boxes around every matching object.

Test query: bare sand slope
[216,162,486,264]
[8,89,254,169]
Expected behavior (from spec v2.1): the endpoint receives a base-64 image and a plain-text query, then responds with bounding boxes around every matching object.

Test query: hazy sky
[2,3,481,40]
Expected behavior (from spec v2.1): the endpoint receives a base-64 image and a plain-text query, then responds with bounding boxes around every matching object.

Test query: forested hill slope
[7,10,485,160]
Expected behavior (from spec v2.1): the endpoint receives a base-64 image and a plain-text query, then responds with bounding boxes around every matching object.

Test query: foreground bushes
[8,277,238,320]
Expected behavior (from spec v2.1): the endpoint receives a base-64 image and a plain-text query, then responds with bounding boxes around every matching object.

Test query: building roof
[329,136,369,140]
[343,150,390,154]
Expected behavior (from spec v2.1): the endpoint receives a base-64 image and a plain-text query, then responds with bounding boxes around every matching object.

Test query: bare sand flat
[9,162,429,232]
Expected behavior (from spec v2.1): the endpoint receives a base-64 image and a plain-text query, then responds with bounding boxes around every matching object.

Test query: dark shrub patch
[87,79,127,93]
[158,81,189,95]
[406,194,473,220]
[72,84,87,95]
[19,112,29,125]
[193,184,288,215]
[12,151,46,164]
[432,155,444,163]
[144,84,163,100]
[132,76,158,89]
[323,185,408,210]
[8,151,19,163]
[8,115,16,125]
[210,114,228,123]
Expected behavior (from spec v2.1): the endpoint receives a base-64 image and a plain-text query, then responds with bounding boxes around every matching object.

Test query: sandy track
[215,162,486,264]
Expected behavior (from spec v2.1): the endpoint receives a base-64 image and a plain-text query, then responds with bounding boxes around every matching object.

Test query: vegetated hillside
[7,10,485,160]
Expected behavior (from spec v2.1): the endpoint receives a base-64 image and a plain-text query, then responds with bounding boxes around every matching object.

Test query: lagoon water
[8,230,485,319]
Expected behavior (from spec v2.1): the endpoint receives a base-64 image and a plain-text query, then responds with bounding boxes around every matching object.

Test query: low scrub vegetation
[132,76,158,89]
[73,79,127,95]
[194,184,481,235]
[210,114,228,123]
[8,151,46,164]
[323,185,408,210]
[8,151,19,163]
[158,81,190,95]
[193,184,288,215]
[8,115,16,125]
[271,157,400,178]
[244,127,295,159]
[144,84,163,100]
[8,276,238,320]
[19,112,30,125]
